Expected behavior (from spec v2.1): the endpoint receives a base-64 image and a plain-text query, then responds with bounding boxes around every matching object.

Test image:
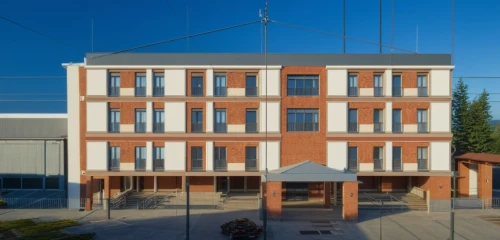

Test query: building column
[154,176,158,193]
[324,182,331,208]
[266,181,282,220]
[182,176,186,192]
[85,176,94,211]
[227,176,230,193]
[214,176,217,192]
[342,182,358,221]
[136,177,140,192]
[408,176,412,192]
[333,182,338,206]
[244,176,248,193]
[103,176,110,210]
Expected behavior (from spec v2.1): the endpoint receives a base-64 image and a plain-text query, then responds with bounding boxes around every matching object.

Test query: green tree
[491,124,500,154]
[452,78,470,155]
[467,90,493,153]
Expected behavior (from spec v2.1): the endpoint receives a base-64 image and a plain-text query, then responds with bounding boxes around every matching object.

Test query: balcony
[214,87,227,97]
[245,87,258,97]
[348,123,358,133]
[214,160,227,171]
[392,87,402,97]
[418,158,428,171]
[287,87,319,96]
[245,159,258,172]
[109,158,120,171]
[191,87,203,96]
[374,158,384,171]
[153,122,164,133]
[109,87,120,97]
[348,87,358,97]
[348,160,358,171]
[191,159,203,171]
[135,123,146,133]
[153,158,164,172]
[135,159,146,171]
[374,123,384,133]
[153,87,165,97]
[245,123,258,133]
[374,87,383,97]
[214,123,227,133]
[418,123,428,133]
[287,123,319,132]
[392,123,402,133]
[135,87,146,97]
[393,160,402,171]
[418,87,428,97]
[191,123,203,133]
[109,122,120,133]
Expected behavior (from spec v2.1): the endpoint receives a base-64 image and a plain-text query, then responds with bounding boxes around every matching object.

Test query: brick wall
[457,161,469,197]
[230,176,244,189]
[429,176,451,200]
[342,182,358,221]
[158,176,182,190]
[109,141,147,163]
[186,102,206,133]
[213,102,260,124]
[119,70,144,88]
[247,176,260,190]
[189,176,214,192]
[266,182,283,219]
[79,67,87,198]
[153,102,164,109]
[358,176,378,190]
[348,142,385,163]
[478,162,493,199]
[357,71,373,88]
[110,176,121,198]
[381,176,407,191]
[401,71,417,88]
[308,182,324,199]
[108,102,147,124]
[348,102,386,124]
[143,176,154,190]
[187,141,206,171]
[187,70,206,96]
[392,142,429,163]
[213,142,259,163]
[392,102,430,124]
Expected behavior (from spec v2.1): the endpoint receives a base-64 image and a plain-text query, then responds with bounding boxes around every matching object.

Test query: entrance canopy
[262,161,357,182]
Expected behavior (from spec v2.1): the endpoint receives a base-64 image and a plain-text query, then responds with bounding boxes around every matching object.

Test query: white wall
[86,102,107,132]
[385,102,392,133]
[146,102,152,132]
[259,69,281,96]
[86,142,108,171]
[165,69,186,96]
[86,69,107,96]
[146,69,153,96]
[165,102,186,132]
[430,102,451,132]
[206,102,214,133]
[66,65,81,201]
[259,141,280,171]
[327,102,347,132]
[430,142,450,171]
[259,102,280,133]
[430,70,451,96]
[206,141,214,171]
[206,69,214,97]
[165,141,186,171]
[385,142,393,171]
[146,142,153,171]
[327,69,347,96]
[327,141,347,171]
[384,69,392,96]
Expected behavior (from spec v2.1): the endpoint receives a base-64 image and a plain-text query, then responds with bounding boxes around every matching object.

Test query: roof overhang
[261,161,357,182]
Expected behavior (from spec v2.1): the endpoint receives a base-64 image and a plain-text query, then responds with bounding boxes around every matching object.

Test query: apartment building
[64,53,453,220]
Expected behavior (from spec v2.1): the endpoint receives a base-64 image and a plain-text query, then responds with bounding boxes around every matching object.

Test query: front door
[469,164,478,196]
[285,183,309,201]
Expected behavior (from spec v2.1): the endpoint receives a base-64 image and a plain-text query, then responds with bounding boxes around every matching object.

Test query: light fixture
[439,184,442,189]
[272,191,276,197]
[486,178,489,183]
[349,192,353,197]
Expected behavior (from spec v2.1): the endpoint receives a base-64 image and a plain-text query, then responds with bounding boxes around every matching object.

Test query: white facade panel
[228,124,245,133]
[385,102,392,133]
[120,124,134,133]
[259,69,280,96]
[146,102,152,133]
[146,69,153,96]
[359,88,374,97]
[359,163,374,172]
[66,65,81,201]
[206,69,214,97]
[259,102,280,133]
[327,142,347,171]
[259,141,280,171]
[206,102,214,133]
[327,69,347,96]
[327,102,347,132]
[227,88,245,96]
[430,102,451,132]
[206,141,214,171]
[430,142,450,171]
[403,163,417,171]
[165,102,186,132]
[165,141,186,171]
[385,142,393,171]
[86,142,108,171]
[120,88,134,96]
[404,124,418,133]
[384,69,392,96]
[403,88,418,97]
[86,102,107,132]
[359,124,373,133]
[146,142,153,171]
[86,69,107,96]
[430,70,451,96]
[165,69,186,96]
[228,163,245,171]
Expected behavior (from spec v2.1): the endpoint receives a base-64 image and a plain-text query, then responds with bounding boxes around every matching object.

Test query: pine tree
[467,90,493,153]
[451,78,470,155]
[491,124,500,154]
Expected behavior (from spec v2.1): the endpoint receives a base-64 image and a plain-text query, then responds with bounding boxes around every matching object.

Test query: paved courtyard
[1,208,500,239]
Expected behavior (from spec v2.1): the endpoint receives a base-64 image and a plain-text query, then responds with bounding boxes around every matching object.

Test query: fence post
[107,198,111,220]
[380,201,383,240]
[450,212,455,240]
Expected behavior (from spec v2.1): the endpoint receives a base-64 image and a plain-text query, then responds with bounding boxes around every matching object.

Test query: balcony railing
[418,87,428,97]
[392,87,402,97]
[214,123,227,133]
[153,159,164,171]
[393,160,402,171]
[287,123,319,132]
[135,123,146,133]
[135,159,146,171]
[287,87,319,96]
[418,159,428,171]
[109,158,120,171]
[392,123,402,133]
[109,122,120,133]
[191,87,203,96]
[348,87,358,97]
[374,87,384,97]
[191,123,203,133]
[245,159,258,172]
[245,123,258,133]
[418,123,428,133]
[245,87,258,97]
[374,158,384,171]
[348,123,358,133]
[214,159,227,171]
[135,87,146,97]
[348,160,358,171]
[214,87,227,97]
[191,159,203,171]
[153,122,164,133]
[153,87,165,96]
[374,123,384,133]
[109,87,120,97]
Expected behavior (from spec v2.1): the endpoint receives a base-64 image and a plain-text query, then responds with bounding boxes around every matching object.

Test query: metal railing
[393,160,402,171]
[214,123,227,133]
[374,87,383,97]
[374,123,384,133]
[348,123,358,133]
[374,158,384,171]
[245,159,258,171]
[191,159,203,171]
[287,87,319,96]
[153,122,164,133]
[392,123,402,133]
[245,87,258,97]
[135,87,146,97]
[135,123,146,133]
[191,87,203,96]
[215,160,227,171]
[287,123,319,132]
[109,158,120,171]
[388,194,409,211]
[153,158,164,171]
[418,87,428,97]
[348,87,358,97]
[109,122,120,133]
[245,123,258,133]
[348,160,358,171]
[109,87,120,97]
[418,159,428,171]
[214,87,227,97]
[153,87,165,96]
[392,87,402,97]
[363,193,381,205]
[0,198,93,209]
[418,123,428,133]
[191,123,203,133]
[135,159,146,171]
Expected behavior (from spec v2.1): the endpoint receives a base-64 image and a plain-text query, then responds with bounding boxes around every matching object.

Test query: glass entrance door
[285,183,309,201]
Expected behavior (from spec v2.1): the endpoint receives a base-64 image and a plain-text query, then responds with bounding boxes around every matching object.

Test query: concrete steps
[223,193,259,210]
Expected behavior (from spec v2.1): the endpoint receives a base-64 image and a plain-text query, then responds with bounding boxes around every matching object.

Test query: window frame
[135,146,147,171]
[287,75,320,96]
[191,146,203,171]
[135,73,147,97]
[108,73,121,97]
[153,109,165,133]
[245,74,258,97]
[191,109,203,133]
[287,108,319,132]
[214,109,227,133]
[348,146,358,171]
[135,108,147,133]
[214,146,227,171]
[191,74,204,96]
[214,73,227,97]
[109,108,120,133]
[153,72,165,97]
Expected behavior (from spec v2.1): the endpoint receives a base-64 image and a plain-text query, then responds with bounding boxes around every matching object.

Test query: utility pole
[263,1,269,239]
[185,176,190,240]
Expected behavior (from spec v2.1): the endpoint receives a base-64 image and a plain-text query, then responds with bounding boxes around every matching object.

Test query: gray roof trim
[86,53,452,66]
[262,161,357,182]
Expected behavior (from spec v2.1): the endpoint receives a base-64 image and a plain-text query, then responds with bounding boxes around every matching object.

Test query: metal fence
[392,87,402,97]
[1,198,93,209]
[418,87,428,97]
[374,87,383,97]
[135,87,146,97]
[374,122,384,133]
[348,87,358,97]
[246,123,258,133]
[245,87,258,97]
[153,87,164,96]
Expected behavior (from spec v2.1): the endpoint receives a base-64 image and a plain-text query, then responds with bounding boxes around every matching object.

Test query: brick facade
[348,102,386,124]
[401,71,417,88]
[187,141,206,171]
[213,102,259,124]
[266,182,283,219]
[392,102,430,124]
[392,142,429,163]
[187,70,206,97]
[186,102,206,133]
[342,182,358,221]
[109,141,147,163]
[108,102,147,124]
[214,142,259,163]
[348,142,385,163]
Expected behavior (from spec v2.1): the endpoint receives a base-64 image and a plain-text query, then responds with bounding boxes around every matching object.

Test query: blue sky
[0,0,499,117]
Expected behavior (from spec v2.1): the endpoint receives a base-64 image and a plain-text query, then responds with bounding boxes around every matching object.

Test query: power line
[453,77,500,79]
[164,0,182,22]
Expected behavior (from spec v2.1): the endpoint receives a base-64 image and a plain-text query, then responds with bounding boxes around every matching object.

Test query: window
[109,109,120,133]
[135,109,146,133]
[392,75,402,97]
[135,147,146,171]
[153,72,165,96]
[246,75,258,96]
[108,73,120,97]
[348,75,358,96]
[214,147,227,171]
[374,109,384,133]
[374,147,384,171]
[3,178,21,189]
[153,109,165,133]
[417,75,428,97]
[135,73,146,97]
[417,147,428,170]
[348,147,358,171]
[153,146,165,171]
[246,110,257,133]
[417,109,428,133]
[23,178,43,189]
[191,109,203,133]
[374,75,383,97]
[214,109,227,133]
[348,109,358,133]
[287,75,319,96]
[191,147,203,171]
[191,74,203,96]
[392,109,402,133]
[287,109,319,132]
[393,147,402,171]
[45,177,60,190]
[109,146,120,171]
[245,146,257,171]
[214,74,227,97]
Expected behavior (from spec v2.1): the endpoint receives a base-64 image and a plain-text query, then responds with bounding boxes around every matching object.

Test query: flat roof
[456,153,500,164]
[86,53,452,66]
[0,114,67,119]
